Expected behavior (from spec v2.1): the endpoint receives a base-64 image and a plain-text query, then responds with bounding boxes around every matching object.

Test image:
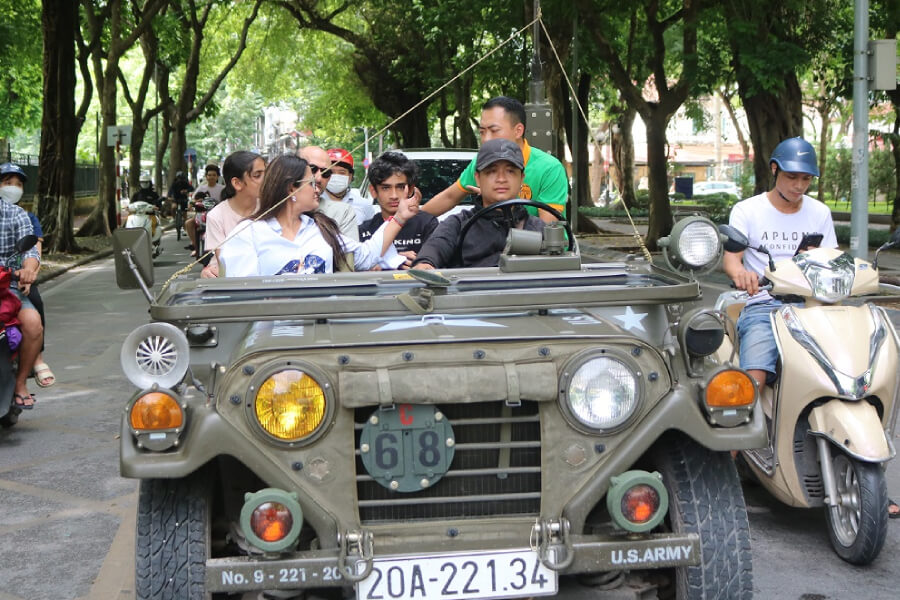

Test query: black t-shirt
[359,212,439,254]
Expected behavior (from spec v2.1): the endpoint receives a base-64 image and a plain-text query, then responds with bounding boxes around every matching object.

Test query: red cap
[327,148,354,170]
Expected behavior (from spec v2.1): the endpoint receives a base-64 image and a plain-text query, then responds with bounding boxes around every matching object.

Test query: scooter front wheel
[824,451,888,565]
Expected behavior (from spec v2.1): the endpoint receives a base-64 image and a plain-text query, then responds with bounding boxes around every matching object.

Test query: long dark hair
[254,154,348,270]
[222,150,262,200]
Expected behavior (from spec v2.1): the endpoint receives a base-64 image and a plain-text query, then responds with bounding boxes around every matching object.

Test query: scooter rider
[131,176,162,209]
[723,137,837,390]
[0,163,41,409]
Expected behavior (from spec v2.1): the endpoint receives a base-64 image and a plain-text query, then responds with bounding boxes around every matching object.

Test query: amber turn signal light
[130,392,183,430]
[706,370,756,408]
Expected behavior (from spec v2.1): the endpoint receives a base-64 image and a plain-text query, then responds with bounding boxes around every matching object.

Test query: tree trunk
[644,114,673,250]
[738,75,803,194]
[155,117,171,190]
[613,106,637,209]
[77,74,116,237]
[38,0,80,253]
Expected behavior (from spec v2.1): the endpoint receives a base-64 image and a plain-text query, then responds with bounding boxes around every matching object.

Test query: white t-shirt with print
[729,192,837,303]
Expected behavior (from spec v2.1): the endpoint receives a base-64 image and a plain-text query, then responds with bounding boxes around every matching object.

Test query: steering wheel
[454,199,573,266]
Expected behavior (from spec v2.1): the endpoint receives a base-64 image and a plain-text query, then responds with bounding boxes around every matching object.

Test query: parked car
[359,148,477,220]
[111,212,765,600]
[692,180,739,198]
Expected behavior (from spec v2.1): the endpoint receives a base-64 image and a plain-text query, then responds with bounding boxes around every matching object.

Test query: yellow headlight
[705,370,756,408]
[255,369,326,441]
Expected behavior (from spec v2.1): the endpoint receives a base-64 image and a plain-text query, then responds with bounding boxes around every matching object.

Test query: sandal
[890,499,900,519]
[13,393,35,410]
[33,362,56,387]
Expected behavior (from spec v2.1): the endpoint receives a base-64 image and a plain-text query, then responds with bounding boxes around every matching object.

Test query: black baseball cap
[475,139,525,171]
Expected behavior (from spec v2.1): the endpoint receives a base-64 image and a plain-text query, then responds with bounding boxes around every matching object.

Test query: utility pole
[850,0,869,259]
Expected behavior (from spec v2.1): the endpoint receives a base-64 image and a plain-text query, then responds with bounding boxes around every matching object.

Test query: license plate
[356,549,557,600]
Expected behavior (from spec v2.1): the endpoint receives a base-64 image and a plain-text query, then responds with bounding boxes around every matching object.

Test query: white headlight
[565,357,639,430]
[796,252,855,303]
[677,220,721,267]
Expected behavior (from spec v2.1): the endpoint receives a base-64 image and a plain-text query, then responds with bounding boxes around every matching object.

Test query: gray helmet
[769,137,819,177]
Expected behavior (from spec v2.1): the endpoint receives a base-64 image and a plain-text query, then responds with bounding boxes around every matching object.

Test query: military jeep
[113,209,766,600]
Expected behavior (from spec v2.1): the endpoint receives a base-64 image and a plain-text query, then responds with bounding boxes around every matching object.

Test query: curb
[36,248,115,286]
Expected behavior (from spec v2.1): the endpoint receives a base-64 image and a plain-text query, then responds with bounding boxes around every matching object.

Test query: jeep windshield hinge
[337,528,374,582]
[531,517,574,570]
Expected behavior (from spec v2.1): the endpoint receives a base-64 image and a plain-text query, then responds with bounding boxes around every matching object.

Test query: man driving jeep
[411,139,543,269]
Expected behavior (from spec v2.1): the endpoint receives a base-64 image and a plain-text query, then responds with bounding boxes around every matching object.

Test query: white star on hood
[613,306,648,332]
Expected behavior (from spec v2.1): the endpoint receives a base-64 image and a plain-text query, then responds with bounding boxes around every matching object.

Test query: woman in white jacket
[219,154,418,276]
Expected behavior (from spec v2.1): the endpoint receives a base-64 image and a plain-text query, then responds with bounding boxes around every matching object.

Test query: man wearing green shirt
[423,96,569,222]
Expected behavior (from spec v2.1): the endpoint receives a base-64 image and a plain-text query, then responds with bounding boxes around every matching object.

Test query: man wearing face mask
[0,163,44,408]
[298,146,359,241]
[322,148,374,225]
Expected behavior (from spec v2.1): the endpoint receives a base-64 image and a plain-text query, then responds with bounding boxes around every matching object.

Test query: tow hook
[531,517,574,570]
[337,529,374,582]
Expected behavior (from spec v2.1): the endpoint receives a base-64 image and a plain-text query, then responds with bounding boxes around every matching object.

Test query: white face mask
[326,174,351,195]
[0,185,23,204]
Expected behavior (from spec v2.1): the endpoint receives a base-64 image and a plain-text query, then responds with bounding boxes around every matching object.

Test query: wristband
[390,215,406,226]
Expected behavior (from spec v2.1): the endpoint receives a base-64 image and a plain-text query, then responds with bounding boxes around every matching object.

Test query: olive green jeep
[113,207,766,600]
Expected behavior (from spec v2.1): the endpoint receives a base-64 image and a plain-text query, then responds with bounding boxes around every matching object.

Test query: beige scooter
[714,225,900,565]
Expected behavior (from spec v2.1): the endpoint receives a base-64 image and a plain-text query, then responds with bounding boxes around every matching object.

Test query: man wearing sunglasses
[298,145,359,241]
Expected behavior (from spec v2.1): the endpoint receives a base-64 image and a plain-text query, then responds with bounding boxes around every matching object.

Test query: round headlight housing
[253,369,327,442]
[677,220,721,267]
[562,355,640,431]
[658,216,723,274]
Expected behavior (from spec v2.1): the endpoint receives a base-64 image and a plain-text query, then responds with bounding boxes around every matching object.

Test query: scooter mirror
[14,234,38,254]
[718,224,749,253]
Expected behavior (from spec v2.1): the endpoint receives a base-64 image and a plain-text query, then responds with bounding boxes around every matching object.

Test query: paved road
[0,230,898,600]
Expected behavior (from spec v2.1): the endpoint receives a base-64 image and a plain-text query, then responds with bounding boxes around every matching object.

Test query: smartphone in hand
[794,233,824,255]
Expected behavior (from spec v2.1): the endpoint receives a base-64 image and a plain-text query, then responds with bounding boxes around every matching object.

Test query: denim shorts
[736,300,783,383]
[11,286,36,312]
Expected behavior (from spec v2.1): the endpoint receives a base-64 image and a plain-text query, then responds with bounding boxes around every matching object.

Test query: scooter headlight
[795,252,855,303]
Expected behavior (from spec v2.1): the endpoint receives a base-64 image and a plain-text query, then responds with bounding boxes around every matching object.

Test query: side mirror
[717,224,749,253]
[718,223,776,271]
[872,228,900,271]
[15,234,39,254]
[112,228,154,294]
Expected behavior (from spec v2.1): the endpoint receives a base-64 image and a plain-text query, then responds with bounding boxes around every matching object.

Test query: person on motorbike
[167,170,193,219]
[298,146,359,241]
[411,139,543,270]
[359,151,438,269]
[0,163,54,389]
[0,164,42,409]
[218,154,416,276]
[200,151,265,278]
[131,177,162,209]
[723,137,837,391]
[185,164,224,256]
[321,148,374,225]
[422,96,568,223]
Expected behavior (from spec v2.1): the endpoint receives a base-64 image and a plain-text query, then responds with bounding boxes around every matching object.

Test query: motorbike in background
[124,200,163,258]
[191,191,217,265]
[714,225,900,565]
[1,234,39,428]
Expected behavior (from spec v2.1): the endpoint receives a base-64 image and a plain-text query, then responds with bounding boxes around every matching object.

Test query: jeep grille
[354,401,541,523]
